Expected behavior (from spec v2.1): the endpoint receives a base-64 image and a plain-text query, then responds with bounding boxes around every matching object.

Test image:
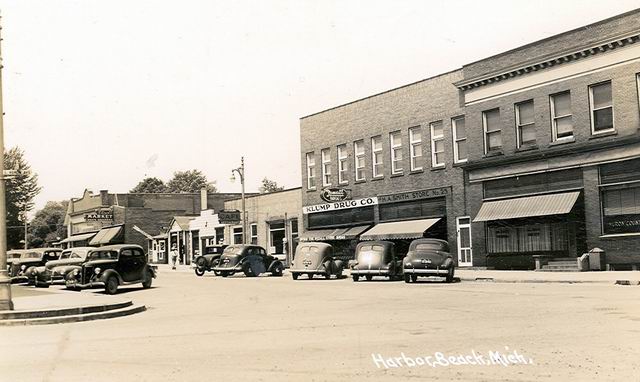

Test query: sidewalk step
[0,301,133,320]
[538,268,581,272]
[0,304,146,326]
[547,261,578,266]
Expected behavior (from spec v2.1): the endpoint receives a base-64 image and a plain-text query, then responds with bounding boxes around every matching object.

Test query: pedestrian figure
[170,245,178,270]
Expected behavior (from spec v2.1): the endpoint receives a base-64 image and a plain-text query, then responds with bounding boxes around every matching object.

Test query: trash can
[588,248,605,271]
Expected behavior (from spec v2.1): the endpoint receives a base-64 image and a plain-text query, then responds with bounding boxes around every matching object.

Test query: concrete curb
[460,277,640,285]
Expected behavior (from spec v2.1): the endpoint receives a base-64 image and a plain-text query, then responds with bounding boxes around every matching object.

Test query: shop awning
[360,218,441,241]
[299,225,371,242]
[89,225,124,246]
[58,232,97,244]
[473,191,580,222]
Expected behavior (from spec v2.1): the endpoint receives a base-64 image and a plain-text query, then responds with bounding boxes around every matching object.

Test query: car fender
[145,264,157,278]
[267,259,283,273]
[194,255,209,269]
[99,269,123,284]
[334,259,344,272]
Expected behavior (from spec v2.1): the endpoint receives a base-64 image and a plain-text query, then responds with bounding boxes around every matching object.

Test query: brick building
[300,9,640,270]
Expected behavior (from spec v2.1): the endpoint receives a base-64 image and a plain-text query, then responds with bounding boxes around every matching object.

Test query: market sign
[378,187,450,204]
[218,210,241,224]
[85,208,114,221]
[320,187,352,203]
[303,197,378,214]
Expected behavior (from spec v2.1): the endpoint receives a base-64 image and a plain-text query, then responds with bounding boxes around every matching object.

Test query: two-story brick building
[300,9,640,270]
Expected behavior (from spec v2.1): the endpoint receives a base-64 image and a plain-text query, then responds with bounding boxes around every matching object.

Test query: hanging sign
[320,188,352,203]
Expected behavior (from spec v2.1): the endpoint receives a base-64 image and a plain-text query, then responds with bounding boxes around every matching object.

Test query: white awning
[474,191,580,222]
[360,218,441,241]
[58,232,97,244]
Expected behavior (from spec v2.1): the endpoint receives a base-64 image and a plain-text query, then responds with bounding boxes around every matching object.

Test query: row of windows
[482,80,615,153]
[306,117,467,189]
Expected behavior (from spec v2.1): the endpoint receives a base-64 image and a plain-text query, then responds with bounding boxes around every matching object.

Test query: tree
[130,177,167,193]
[4,147,41,249]
[166,170,217,193]
[28,201,68,248]
[259,177,284,193]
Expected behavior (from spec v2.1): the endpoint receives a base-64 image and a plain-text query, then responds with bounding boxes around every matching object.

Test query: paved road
[2,271,640,381]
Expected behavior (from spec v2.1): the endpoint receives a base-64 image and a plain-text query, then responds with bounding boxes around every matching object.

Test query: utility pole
[0,12,14,310]
[23,203,27,249]
[231,157,246,244]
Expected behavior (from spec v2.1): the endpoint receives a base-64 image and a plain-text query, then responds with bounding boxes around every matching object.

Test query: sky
[0,0,638,213]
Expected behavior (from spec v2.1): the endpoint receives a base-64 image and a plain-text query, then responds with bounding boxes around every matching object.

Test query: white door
[457,217,473,266]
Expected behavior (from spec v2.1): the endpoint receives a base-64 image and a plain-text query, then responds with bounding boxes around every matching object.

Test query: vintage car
[212,245,284,277]
[6,250,25,273]
[65,244,156,294]
[193,245,228,276]
[290,242,344,280]
[403,239,455,283]
[29,247,92,287]
[10,248,62,283]
[350,241,403,281]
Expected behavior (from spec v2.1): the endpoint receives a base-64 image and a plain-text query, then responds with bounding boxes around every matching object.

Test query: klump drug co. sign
[303,197,378,214]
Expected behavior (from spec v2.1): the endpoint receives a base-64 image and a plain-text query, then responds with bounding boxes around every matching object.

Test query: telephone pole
[0,12,14,310]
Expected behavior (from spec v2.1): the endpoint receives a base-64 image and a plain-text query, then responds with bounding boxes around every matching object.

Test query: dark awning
[473,191,580,222]
[360,218,441,241]
[299,225,371,242]
[58,232,97,244]
[89,225,124,246]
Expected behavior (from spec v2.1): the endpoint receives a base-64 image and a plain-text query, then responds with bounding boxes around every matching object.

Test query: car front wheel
[446,267,454,283]
[404,274,411,283]
[271,263,283,277]
[292,272,299,280]
[212,259,221,276]
[105,276,119,295]
[352,274,359,282]
[195,268,205,277]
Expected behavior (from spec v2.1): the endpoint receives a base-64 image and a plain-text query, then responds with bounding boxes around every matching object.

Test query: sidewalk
[155,264,195,273]
[455,269,640,284]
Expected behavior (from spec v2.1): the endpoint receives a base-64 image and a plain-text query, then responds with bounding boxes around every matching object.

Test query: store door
[457,217,473,266]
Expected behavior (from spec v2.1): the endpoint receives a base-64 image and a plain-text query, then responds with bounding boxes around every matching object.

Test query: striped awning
[473,191,580,222]
[89,225,124,246]
[360,218,441,241]
[58,232,97,244]
[299,225,371,242]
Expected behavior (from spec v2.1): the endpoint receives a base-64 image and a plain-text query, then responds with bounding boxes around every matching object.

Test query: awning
[360,218,441,241]
[473,191,580,222]
[58,232,97,244]
[299,225,371,242]
[89,225,125,246]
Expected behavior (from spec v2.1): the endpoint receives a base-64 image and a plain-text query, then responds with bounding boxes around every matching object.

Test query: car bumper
[212,266,242,272]
[350,269,391,276]
[404,268,450,275]
[290,268,326,274]
[10,276,28,283]
[65,280,105,289]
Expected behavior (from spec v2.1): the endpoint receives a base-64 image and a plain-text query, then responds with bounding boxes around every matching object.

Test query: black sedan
[212,245,284,277]
[193,245,228,276]
[403,239,455,283]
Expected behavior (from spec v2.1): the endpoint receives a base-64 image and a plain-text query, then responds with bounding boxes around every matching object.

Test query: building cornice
[455,31,640,91]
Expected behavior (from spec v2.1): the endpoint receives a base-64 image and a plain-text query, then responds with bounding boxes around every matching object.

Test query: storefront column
[582,167,601,252]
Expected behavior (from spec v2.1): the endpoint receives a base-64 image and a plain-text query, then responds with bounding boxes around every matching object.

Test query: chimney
[200,187,207,211]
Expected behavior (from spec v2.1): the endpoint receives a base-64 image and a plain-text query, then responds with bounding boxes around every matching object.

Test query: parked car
[29,247,92,287]
[212,245,284,277]
[10,248,62,283]
[403,239,455,283]
[65,244,156,294]
[350,241,403,281]
[290,242,343,280]
[6,250,25,273]
[193,245,228,276]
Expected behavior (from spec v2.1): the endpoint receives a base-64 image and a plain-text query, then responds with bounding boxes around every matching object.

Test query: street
[2,271,640,382]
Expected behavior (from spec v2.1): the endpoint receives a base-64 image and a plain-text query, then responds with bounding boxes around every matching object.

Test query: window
[551,91,573,141]
[321,148,331,186]
[452,117,467,163]
[290,218,299,241]
[233,226,243,244]
[337,144,348,184]
[516,101,536,147]
[371,136,383,178]
[430,121,445,167]
[602,186,640,235]
[589,81,614,134]
[483,109,501,153]
[487,223,568,253]
[354,140,365,181]
[390,131,403,174]
[408,127,422,171]
[250,223,258,245]
[306,152,316,190]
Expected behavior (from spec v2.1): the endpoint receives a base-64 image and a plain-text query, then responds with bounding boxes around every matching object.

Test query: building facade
[300,9,640,270]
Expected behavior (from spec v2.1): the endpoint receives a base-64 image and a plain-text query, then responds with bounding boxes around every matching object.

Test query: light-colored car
[290,242,343,280]
[31,247,92,287]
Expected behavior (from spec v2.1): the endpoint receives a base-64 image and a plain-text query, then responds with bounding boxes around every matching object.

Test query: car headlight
[72,269,79,276]
[94,267,101,275]
[21,265,27,270]
[405,263,411,267]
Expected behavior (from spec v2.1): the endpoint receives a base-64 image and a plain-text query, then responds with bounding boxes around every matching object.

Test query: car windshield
[60,251,72,260]
[70,250,88,259]
[87,250,118,260]
[415,243,445,251]
[8,252,22,259]
[357,250,384,264]
[205,247,224,255]
[23,252,42,259]
[299,246,318,254]
[223,246,242,255]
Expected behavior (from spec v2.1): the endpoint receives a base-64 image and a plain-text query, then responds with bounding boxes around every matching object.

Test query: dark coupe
[193,245,228,276]
[290,242,344,280]
[403,239,455,283]
[212,245,284,277]
[66,244,156,294]
[350,241,403,281]
[10,248,62,283]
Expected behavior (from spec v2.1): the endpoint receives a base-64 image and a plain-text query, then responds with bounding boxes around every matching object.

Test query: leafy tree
[130,177,167,193]
[166,170,217,193]
[259,177,284,193]
[28,201,68,248]
[4,147,41,249]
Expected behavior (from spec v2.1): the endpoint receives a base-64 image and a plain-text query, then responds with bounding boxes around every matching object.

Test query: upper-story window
[589,81,614,134]
[371,136,383,178]
[550,91,573,141]
[430,121,445,167]
[250,223,258,245]
[516,100,536,148]
[306,152,316,190]
[409,126,423,171]
[321,148,331,186]
[452,116,467,163]
[337,144,348,184]
[390,131,403,174]
[483,109,502,154]
[354,140,365,181]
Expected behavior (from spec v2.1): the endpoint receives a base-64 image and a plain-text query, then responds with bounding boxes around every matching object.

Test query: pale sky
[0,0,638,212]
